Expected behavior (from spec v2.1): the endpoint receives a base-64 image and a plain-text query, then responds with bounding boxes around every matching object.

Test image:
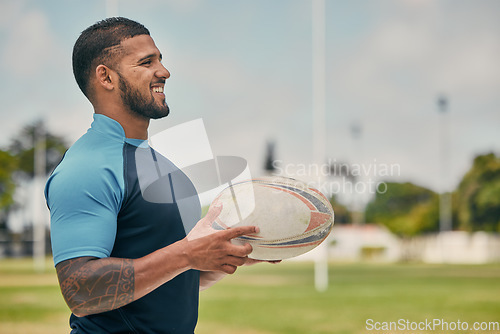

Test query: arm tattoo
[56,257,135,316]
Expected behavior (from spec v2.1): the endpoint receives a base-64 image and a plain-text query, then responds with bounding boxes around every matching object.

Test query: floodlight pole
[437,96,452,233]
[33,124,46,271]
[312,0,328,292]
[350,121,364,225]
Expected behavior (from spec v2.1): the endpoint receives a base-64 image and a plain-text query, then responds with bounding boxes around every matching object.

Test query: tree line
[332,152,500,236]
[0,121,67,229]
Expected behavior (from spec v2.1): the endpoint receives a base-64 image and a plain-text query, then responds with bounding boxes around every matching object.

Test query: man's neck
[94,106,150,140]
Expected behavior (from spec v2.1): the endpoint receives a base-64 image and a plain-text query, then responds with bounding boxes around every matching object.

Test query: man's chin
[129,106,169,120]
[150,110,170,119]
[149,104,170,119]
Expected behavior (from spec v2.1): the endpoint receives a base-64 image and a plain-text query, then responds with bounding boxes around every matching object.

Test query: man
[45,17,260,333]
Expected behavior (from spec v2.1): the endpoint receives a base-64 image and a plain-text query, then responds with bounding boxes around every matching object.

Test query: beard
[117,72,170,120]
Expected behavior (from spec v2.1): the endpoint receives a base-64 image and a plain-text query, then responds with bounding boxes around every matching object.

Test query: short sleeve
[45,150,125,266]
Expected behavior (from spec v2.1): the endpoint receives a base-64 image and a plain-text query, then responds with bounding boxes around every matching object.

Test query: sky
[1,0,499,207]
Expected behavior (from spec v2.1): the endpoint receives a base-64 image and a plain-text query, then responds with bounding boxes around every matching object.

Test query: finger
[221,225,259,240]
[244,258,281,266]
[228,242,253,257]
[224,238,253,257]
[244,258,265,266]
[203,203,223,225]
[221,255,248,268]
[221,264,237,274]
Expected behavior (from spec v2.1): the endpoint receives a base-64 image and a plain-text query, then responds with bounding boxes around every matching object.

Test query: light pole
[438,95,452,233]
[33,123,46,271]
[350,121,364,225]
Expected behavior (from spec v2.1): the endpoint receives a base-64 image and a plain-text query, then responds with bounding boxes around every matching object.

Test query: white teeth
[152,86,164,93]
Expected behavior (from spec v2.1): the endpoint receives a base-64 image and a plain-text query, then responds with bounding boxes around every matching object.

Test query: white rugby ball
[211,176,334,260]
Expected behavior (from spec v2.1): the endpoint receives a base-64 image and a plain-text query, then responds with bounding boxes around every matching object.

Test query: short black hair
[72,17,150,98]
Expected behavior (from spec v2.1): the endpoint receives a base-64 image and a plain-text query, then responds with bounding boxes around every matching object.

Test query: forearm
[57,256,135,317]
[199,271,227,291]
[57,240,190,317]
[56,222,257,317]
[133,239,190,298]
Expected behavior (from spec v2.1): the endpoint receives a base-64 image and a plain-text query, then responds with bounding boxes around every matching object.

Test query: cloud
[325,1,500,192]
[1,8,63,76]
[0,0,23,26]
[164,0,201,13]
[332,0,500,106]
[433,34,500,98]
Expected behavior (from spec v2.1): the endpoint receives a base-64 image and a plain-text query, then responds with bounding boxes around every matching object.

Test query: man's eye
[141,60,152,65]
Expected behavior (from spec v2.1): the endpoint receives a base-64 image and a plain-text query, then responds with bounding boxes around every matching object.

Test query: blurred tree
[8,120,67,179]
[365,182,439,237]
[329,195,350,224]
[0,150,18,210]
[455,153,500,232]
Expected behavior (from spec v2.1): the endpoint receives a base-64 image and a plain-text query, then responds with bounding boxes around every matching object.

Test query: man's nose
[156,63,170,79]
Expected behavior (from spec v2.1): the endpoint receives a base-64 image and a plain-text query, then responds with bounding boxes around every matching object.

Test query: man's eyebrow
[137,53,162,63]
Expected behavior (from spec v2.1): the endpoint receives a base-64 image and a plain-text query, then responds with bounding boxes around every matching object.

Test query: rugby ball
[211,176,334,260]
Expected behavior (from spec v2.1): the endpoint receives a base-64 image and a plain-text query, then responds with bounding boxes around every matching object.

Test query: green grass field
[0,258,499,333]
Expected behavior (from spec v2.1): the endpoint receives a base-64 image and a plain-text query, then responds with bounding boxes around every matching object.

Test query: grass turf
[0,258,499,333]
[198,262,500,334]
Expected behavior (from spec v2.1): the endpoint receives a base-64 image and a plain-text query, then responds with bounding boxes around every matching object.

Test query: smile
[152,86,164,93]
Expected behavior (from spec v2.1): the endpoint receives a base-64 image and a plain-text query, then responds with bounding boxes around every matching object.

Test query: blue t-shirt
[45,114,201,333]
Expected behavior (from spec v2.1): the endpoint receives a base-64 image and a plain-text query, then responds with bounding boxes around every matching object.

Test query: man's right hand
[184,204,257,274]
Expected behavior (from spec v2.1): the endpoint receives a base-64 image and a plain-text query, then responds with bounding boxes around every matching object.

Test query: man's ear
[95,65,116,91]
